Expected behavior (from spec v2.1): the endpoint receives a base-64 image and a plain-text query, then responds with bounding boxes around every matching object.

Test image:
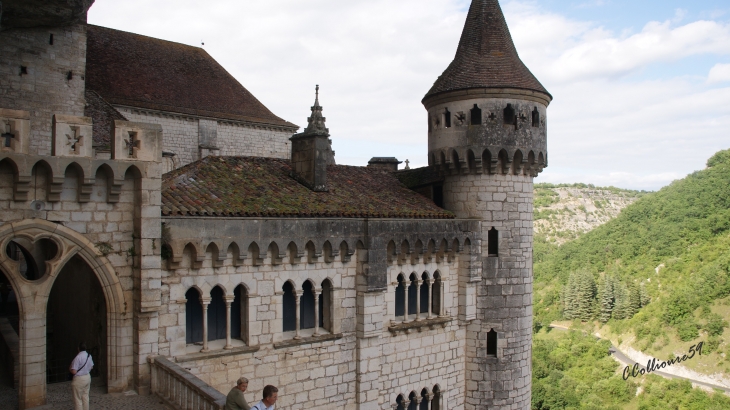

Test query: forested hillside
[533,149,730,379]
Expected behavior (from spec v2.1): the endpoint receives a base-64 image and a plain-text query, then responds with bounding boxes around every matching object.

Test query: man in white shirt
[69,342,94,410]
[250,385,278,410]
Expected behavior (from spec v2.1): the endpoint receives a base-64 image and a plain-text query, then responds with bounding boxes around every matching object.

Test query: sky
[87,0,730,191]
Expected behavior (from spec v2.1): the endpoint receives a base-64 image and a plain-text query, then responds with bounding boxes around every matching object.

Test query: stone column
[439,279,446,317]
[403,280,410,323]
[414,277,421,321]
[224,295,234,349]
[294,291,302,340]
[313,288,321,336]
[200,298,210,352]
[427,279,434,319]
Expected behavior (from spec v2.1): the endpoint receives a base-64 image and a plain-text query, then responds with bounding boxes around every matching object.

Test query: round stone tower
[422,1,551,409]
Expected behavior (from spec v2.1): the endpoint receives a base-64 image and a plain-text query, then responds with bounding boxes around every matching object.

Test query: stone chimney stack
[367,157,401,172]
[290,85,335,191]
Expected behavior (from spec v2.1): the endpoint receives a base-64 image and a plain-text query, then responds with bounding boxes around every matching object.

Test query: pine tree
[639,282,650,307]
[575,271,597,321]
[562,273,576,320]
[598,276,615,323]
[613,284,629,320]
[628,283,641,317]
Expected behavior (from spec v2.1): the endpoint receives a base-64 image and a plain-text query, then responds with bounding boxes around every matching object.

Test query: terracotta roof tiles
[162,157,454,219]
[85,25,297,129]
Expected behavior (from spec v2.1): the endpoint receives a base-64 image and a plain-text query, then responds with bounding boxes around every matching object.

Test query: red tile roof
[162,157,454,219]
[423,0,551,102]
[85,25,297,129]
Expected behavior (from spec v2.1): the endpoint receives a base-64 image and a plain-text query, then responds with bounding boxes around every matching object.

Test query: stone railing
[0,317,19,388]
[149,356,226,410]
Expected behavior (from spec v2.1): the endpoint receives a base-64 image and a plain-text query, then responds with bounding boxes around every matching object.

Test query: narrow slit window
[488,227,498,256]
[49,34,54,45]
[532,107,540,127]
[503,104,515,125]
[470,104,482,125]
[443,108,451,128]
[487,328,498,356]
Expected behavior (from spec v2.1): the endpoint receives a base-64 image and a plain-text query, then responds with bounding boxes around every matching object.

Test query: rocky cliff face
[1,0,94,30]
[534,184,646,244]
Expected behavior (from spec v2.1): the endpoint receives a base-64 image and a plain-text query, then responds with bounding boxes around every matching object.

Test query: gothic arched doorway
[46,255,107,385]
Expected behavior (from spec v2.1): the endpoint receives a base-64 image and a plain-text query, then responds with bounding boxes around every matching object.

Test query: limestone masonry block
[0,108,31,154]
[51,114,93,157]
[113,120,163,162]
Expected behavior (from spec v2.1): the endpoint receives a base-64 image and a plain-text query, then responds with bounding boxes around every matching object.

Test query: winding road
[547,324,730,394]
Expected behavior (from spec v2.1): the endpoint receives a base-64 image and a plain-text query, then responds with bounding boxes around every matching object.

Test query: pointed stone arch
[0,218,130,407]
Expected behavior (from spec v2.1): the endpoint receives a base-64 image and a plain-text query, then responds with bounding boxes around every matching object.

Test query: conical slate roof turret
[423,0,551,103]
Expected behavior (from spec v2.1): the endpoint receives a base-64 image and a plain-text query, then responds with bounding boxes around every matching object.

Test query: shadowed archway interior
[46,255,107,384]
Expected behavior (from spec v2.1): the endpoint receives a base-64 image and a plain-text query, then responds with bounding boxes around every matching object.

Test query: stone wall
[443,173,534,410]
[159,217,479,409]
[0,150,162,407]
[0,25,87,156]
[117,108,294,170]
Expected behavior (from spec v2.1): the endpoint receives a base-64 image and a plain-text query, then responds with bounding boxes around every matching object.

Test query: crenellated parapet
[425,92,549,177]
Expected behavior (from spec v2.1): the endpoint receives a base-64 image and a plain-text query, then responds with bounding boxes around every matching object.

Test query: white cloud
[88,0,730,191]
[708,63,730,83]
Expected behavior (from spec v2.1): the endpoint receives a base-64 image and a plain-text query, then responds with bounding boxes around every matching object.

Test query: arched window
[487,328,498,356]
[532,107,540,127]
[420,388,430,410]
[320,279,333,332]
[420,272,430,314]
[208,286,226,341]
[282,282,296,332]
[432,386,441,410]
[395,274,406,317]
[185,288,203,344]
[232,285,248,345]
[300,280,316,330]
[408,391,418,410]
[488,228,499,256]
[470,104,482,125]
[408,273,418,317]
[396,395,406,410]
[432,272,442,316]
[503,104,515,125]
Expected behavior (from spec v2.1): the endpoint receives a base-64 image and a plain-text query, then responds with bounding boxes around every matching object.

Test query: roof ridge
[87,24,205,51]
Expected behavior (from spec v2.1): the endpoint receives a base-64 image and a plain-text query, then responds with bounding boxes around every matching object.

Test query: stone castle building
[0,0,550,409]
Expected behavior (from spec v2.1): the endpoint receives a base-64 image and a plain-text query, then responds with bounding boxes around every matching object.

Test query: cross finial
[65,126,82,154]
[125,132,141,157]
[2,120,15,148]
[315,84,320,105]
[405,159,410,170]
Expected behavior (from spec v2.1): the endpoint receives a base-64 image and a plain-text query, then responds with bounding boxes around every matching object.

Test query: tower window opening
[487,328,498,356]
[488,227,498,256]
[503,104,515,126]
[470,104,482,125]
[49,34,54,45]
[532,107,540,127]
[443,109,451,128]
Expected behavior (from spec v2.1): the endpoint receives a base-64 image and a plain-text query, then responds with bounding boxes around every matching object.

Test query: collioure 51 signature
[622,342,704,380]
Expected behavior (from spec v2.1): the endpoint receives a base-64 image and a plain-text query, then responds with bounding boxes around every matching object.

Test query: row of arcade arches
[396,385,442,410]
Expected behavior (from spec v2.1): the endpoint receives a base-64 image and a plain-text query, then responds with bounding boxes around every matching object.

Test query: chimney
[367,157,401,172]
[290,85,335,191]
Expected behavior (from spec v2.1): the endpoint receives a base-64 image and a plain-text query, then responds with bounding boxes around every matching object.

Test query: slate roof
[84,90,127,150]
[395,166,444,189]
[162,157,454,219]
[85,25,297,129]
[423,0,551,102]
